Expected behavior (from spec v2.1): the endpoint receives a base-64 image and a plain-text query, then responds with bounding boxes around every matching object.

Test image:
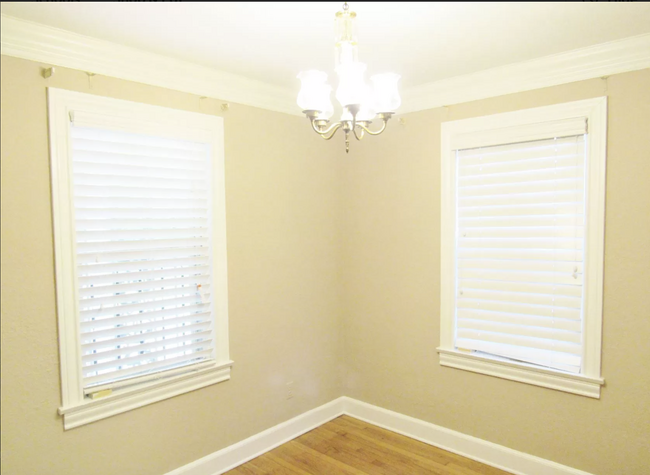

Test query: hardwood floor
[226,415,513,475]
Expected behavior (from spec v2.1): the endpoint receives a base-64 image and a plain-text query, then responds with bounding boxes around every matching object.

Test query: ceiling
[2,2,650,91]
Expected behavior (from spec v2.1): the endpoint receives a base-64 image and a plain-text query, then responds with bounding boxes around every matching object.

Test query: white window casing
[439,97,607,398]
[48,89,231,429]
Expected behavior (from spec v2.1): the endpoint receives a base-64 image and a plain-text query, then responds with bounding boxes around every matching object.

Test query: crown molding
[400,33,650,114]
[0,14,300,116]
[2,14,649,117]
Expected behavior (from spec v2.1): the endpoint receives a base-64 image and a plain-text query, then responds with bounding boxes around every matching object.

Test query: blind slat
[78,262,209,286]
[457,329,582,355]
[76,217,208,231]
[75,196,208,210]
[71,137,207,160]
[458,248,582,262]
[75,184,208,200]
[459,237,583,251]
[460,190,583,208]
[83,339,213,374]
[79,285,208,310]
[458,259,582,274]
[457,318,581,344]
[77,236,209,254]
[75,207,208,220]
[79,275,210,299]
[459,226,584,239]
[458,135,581,162]
[460,215,584,228]
[457,309,581,332]
[458,302,580,322]
[79,294,208,320]
[81,316,211,349]
[80,307,210,331]
[458,269,582,286]
[459,278,582,297]
[459,154,584,177]
[456,338,581,373]
[76,247,209,265]
[82,349,213,386]
[459,203,582,219]
[71,125,207,152]
[73,161,206,181]
[74,173,208,190]
[452,119,586,150]
[73,150,208,170]
[458,288,581,309]
[78,227,209,242]
[459,178,583,199]
[458,151,584,173]
[459,165,584,187]
[82,331,212,364]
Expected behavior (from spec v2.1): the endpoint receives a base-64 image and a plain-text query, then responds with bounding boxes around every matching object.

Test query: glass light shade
[297,70,328,111]
[317,85,334,120]
[340,109,353,122]
[335,62,367,107]
[371,73,401,112]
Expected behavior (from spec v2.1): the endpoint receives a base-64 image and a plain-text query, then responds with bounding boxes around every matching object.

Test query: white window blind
[454,134,586,374]
[71,125,216,392]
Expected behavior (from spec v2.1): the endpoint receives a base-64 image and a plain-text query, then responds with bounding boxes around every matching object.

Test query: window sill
[437,348,603,398]
[58,360,233,429]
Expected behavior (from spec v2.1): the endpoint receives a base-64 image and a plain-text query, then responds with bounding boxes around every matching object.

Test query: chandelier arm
[311,120,343,140]
[311,120,342,140]
[352,126,365,141]
[355,119,388,136]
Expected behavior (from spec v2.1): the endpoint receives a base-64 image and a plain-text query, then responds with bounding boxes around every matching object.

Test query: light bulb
[341,109,353,122]
[335,62,367,108]
[356,105,376,122]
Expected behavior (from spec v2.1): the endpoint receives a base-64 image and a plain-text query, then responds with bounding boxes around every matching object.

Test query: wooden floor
[226,415,512,475]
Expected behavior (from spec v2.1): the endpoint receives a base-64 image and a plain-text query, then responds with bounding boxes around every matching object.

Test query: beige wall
[0,55,344,475]
[2,52,649,475]
[342,69,650,475]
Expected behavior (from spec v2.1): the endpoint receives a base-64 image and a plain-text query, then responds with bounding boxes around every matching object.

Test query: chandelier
[297,3,401,153]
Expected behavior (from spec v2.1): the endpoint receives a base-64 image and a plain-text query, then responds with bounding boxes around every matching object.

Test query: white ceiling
[2,2,650,90]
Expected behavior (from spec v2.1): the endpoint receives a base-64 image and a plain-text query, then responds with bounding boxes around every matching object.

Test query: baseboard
[166,396,594,475]
[165,398,345,475]
[341,397,594,475]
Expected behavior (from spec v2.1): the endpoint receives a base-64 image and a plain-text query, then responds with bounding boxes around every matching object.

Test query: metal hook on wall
[42,67,55,79]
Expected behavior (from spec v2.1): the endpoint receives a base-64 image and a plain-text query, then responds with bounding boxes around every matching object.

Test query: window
[439,98,607,398]
[48,89,231,429]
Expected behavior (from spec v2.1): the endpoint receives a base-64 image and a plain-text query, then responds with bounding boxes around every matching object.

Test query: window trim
[48,88,232,429]
[438,97,607,398]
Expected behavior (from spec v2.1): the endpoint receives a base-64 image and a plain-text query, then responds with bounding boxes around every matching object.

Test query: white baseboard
[165,398,346,475]
[166,396,594,475]
[341,397,594,475]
